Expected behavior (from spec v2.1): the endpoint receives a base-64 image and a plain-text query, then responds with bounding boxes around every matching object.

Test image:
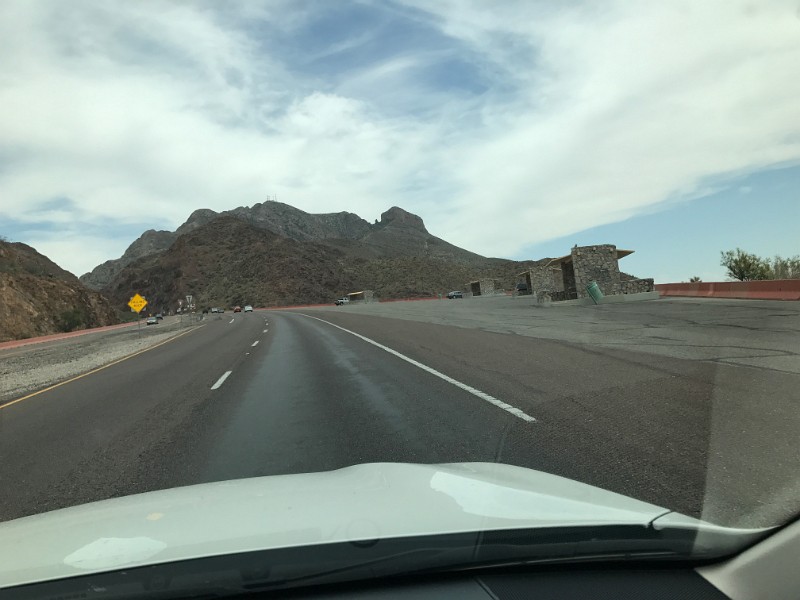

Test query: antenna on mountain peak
[266,194,278,202]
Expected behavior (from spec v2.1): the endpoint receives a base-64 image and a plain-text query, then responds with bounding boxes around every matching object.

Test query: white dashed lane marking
[295,313,536,423]
[211,371,232,390]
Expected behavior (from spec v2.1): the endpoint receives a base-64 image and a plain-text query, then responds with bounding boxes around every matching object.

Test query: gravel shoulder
[0,317,204,405]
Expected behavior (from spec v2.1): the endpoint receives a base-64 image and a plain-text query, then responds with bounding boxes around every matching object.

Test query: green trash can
[586,281,604,304]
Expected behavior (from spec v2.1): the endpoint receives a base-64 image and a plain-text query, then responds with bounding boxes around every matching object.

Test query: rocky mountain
[101,217,351,311]
[87,201,541,311]
[0,241,119,342]
[81,202,548,312]
[99,215,540,311]
[80,202,485,289]
[82,229,176,290]
[225,202,372,242]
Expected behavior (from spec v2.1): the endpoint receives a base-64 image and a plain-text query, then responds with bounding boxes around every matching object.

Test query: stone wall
[347,289,375,303]
[552,267,565,292]
[571,244,622,298]
[468,279,501,296]
[528,266,562,294]
[620,278,654,294]
[520,266,565,300]
[561,261,577,299]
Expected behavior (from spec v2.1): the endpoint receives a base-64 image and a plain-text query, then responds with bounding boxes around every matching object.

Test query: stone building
[519,265,565,301]
[347,290,375,303]
[547,245,653,300]
[468,279,502,296]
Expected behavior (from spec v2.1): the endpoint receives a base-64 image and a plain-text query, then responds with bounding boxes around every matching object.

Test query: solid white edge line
[251,340,259,347]
[211,370,232,390]
[295,313,536,423]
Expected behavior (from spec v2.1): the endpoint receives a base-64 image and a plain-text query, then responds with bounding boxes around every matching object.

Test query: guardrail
[655,280,800,301]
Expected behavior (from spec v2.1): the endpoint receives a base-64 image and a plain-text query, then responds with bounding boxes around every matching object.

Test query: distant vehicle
[233,306,242,313]
[447,291,463,299]
[146,317,158,325]
[335,297,349,305]
[244,305,253,312]
[210,307,219,313]
[155,313,163,320]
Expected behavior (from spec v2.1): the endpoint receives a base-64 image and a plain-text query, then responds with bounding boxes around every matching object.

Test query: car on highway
[244,305,253,312]
[335,297,349,305]
[145,316,158,325]
[233,306,242,313]
[447,290,463,299]
[210,307,219,313]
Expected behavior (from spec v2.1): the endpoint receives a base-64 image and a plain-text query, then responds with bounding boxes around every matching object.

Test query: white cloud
[0,0,798,274]
[403,0,800,252]
[19,232,132,279]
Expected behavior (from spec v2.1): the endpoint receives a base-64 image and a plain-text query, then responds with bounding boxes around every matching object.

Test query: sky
[0,0,798,281]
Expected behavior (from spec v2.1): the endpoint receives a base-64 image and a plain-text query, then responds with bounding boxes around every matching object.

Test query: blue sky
[527,164,800,282]
[0,0,798,280]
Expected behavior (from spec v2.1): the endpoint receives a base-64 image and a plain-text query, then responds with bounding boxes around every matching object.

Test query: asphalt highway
[1,305,798,529]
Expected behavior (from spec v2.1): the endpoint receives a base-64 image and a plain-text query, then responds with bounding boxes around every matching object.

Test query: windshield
[1,0,798,595]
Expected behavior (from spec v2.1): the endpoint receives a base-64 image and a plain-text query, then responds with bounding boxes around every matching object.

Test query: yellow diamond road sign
[128,293,147,313]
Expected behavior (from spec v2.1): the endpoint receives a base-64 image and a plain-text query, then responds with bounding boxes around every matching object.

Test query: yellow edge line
[1,326,203,411]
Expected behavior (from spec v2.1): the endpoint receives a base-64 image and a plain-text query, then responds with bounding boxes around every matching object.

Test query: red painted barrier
[655,280,800,301]
[0,321,139,350]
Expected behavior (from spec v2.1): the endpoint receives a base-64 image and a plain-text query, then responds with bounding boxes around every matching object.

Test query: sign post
[128,293,147,338]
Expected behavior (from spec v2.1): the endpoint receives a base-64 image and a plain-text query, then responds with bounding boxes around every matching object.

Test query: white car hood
[0,462,682,588]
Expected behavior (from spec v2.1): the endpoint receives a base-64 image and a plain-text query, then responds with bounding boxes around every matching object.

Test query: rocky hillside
[101,217,352,311]
[80,202,487,289]
[82,229,176,290]
[97,211,541,311]
[0,241,119,342]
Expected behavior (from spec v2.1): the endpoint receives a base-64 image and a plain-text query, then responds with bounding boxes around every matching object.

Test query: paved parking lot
[323,296,800,374]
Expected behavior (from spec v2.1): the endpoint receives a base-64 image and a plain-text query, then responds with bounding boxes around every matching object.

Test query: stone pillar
[571,244,621,298]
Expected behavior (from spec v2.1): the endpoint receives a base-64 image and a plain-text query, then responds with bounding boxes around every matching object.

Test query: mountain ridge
[80,202,486,290]
[97,215,541,311]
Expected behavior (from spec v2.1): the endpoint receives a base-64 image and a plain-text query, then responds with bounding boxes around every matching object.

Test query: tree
[720,248,772,281]
[689,276,702,282]
[770,255,800,279]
